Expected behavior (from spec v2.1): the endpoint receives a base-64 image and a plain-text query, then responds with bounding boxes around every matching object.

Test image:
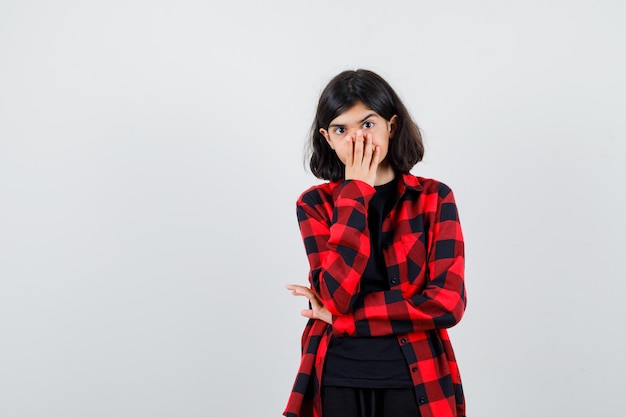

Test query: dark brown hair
[308,69,424,181]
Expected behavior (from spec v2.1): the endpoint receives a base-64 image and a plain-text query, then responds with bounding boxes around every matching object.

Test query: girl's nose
[348,127,363,137]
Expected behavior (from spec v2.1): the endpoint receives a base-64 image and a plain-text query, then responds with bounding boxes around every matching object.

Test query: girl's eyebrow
[329,113,378,128]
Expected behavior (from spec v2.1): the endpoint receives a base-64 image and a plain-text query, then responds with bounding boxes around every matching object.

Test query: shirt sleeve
[296,180,376,316]
[331,186,466,337]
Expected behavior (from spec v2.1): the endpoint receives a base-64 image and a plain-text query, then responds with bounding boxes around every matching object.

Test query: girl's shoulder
[403,174,455,198]
[296,181,336,207]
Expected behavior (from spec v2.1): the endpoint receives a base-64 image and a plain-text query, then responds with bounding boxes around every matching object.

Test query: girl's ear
[319,128,333,149]
[388,115,398,138]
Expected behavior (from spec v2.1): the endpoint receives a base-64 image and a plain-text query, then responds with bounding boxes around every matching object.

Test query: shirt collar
[329,172,423,200]
[398,172,423,195]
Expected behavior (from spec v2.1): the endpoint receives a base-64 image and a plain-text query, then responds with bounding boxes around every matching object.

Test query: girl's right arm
[296,180,376,315]
[328,184,466,336]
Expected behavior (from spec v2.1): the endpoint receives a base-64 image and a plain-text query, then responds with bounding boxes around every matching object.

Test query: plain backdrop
[1,1,625,416]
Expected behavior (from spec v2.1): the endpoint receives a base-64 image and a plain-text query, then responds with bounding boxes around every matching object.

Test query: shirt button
[400,338,407,344]
[419,397,426,404]
[412,367,418,372]
[390,277,398,285]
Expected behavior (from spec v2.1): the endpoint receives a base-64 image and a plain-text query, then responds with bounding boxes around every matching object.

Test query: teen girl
[285,69,466,417]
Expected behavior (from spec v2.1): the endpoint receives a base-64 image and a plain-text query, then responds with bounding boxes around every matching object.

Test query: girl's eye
[333,127,346,135]
[363,121,374,129]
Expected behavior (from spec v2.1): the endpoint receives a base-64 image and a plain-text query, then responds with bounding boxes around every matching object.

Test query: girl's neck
[375,164,396,186]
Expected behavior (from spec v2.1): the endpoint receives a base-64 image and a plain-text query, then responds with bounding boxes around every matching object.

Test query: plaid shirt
[284,174,466,417]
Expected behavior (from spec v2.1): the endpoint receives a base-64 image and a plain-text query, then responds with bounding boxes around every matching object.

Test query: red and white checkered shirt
[284,174,467,417]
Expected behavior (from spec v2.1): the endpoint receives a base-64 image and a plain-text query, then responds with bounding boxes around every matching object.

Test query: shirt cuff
[332,313,356,336]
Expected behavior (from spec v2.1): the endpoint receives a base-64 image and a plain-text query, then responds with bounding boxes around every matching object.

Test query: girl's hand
[344,130,380,187]
[285,284,332,325]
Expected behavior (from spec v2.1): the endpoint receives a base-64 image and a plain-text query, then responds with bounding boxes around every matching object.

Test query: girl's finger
[362,133,374,166]
[370,145,381,169]
[353,130,364,164]
[345,134,354,166]
[286,284,308,291]
[300,310,314,319]
[286,284,315,299]
[290,288,310,298]
[286,284,305,294]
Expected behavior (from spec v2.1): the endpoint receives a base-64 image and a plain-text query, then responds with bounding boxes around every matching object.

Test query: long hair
[308,69,424,181]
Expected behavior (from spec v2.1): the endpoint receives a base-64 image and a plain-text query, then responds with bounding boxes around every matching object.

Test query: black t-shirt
[323,178,413,389]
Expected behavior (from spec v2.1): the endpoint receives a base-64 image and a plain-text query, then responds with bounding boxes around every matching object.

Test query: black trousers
[322,386,421,417]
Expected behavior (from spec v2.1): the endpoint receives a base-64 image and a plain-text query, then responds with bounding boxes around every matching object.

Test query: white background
[1,1,624,416]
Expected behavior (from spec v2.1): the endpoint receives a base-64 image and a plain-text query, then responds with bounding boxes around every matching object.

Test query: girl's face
[319,101,397,167]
